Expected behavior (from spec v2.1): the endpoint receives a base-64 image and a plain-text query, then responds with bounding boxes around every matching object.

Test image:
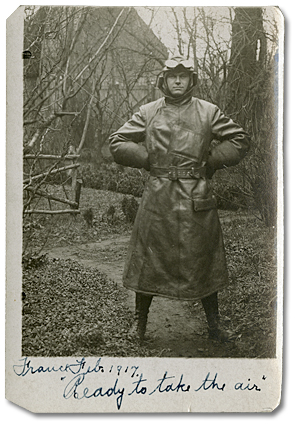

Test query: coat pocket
[193,196,217,212]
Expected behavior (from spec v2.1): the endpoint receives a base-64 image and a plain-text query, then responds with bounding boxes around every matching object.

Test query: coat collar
[164,87,194,106]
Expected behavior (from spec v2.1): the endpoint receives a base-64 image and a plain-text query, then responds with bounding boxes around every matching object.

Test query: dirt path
[44,234,235,358]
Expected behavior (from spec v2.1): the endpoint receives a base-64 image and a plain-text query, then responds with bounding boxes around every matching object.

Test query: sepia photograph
[6,4,284,413]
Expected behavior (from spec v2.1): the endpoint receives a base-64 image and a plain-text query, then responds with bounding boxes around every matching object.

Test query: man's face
[165,70,191,97]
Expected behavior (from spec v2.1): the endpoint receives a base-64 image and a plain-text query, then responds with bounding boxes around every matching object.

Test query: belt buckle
[168,166,178,180]
[189,167,200,179]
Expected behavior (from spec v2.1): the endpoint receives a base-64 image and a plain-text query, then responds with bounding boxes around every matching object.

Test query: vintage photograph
[4,1,287,414]
[20,5,281,361]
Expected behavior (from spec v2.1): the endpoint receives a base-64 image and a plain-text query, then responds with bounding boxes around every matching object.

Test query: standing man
[109,55,250,342]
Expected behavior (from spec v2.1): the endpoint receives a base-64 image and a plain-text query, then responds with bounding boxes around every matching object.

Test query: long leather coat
[109,94,250,300]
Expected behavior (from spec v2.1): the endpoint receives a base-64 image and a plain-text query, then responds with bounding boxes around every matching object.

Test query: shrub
[121,196,139,223]
[212,171,250,211]
[81,162,148,197]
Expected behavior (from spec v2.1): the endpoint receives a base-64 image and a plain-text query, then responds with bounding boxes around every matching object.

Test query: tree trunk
[227,7,266,121]
[227,7,277,227]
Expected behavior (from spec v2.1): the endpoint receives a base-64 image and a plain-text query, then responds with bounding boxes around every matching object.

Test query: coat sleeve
[109,107,150,171]
[207,106,251,172]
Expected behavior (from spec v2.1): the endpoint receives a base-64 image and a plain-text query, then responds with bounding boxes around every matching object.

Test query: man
[109,55,250,343]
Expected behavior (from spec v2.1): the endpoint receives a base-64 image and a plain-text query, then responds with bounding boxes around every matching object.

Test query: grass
[22,257,154,357]
[22,187,278,358]
[218,215,277,358]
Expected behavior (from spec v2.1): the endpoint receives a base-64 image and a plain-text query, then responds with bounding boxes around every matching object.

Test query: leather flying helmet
[157,55,198,91]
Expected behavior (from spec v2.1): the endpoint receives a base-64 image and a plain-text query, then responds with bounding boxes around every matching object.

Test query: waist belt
[150,166,206,180]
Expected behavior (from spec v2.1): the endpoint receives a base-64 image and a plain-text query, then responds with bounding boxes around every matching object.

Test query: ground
[44,234,224,358]
[22,187,277,358]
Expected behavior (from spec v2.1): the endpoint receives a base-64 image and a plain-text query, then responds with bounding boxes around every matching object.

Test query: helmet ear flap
[192,72,198,86]
[156,74,165,91]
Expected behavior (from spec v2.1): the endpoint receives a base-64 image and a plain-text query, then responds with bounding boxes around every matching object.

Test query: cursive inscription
[13,357,266,410]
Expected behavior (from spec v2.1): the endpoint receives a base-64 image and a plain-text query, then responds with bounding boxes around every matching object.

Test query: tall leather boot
[128,293,153,341]
[201,292,234,342]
